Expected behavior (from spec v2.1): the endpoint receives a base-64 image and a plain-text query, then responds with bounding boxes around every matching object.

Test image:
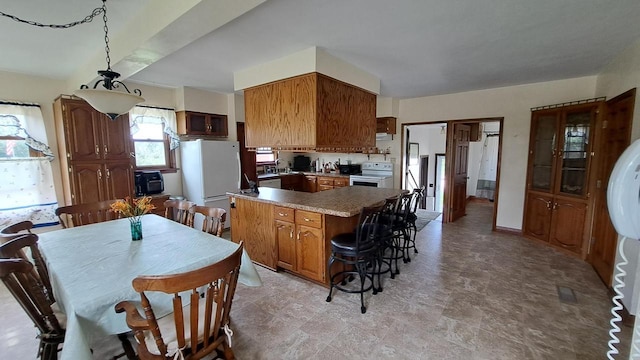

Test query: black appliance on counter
[292,155,311,171]
[135,170,164,196]
[338,164,362,175]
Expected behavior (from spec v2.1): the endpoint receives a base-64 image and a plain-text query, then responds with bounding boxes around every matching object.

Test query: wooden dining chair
[0,237,65,360]
[0,220,34,244]
[115,242,244,360]
[190,206,226,236]
[163,199,196,227]
[55,199,121,228]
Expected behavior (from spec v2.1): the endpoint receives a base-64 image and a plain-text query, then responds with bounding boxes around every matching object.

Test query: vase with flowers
[110,196,156,241]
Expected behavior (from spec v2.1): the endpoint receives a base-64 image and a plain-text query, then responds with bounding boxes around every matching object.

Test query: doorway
[401,118,503,229]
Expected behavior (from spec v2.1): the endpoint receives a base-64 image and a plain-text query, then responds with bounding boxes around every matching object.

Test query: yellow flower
[110,196,156,219]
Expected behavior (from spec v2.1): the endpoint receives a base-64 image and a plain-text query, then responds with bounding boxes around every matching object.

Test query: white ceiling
[2,0,640,98]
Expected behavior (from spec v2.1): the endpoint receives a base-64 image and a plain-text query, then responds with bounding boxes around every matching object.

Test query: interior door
[589,89,635,286]
[450,124,470,221]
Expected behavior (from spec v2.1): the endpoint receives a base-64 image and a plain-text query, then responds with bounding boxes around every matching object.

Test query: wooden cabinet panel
[523,193,553,242]
[317,177,334,186]
[274,206,295,222]
[295,210,322,228]
[244,72,375,151]
[318,185,333,191]
[376,117,396,134]
[296,224,324,282]
[275,220,296,271]
[105,162,134,200]
[302,175,317,193]
[230,198,277,269]
[65,100,101,162]
[549,198,587,255]
[102,115,131,160]
[177,111,228,137]
[280,174,303,191]
[70,163,104,204]
[334,178,349,187]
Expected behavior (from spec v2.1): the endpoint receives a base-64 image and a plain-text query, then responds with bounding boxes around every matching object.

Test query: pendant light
[74,0,144,120]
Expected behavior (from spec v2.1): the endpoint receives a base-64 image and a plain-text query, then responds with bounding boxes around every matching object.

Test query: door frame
[401,117,503,229]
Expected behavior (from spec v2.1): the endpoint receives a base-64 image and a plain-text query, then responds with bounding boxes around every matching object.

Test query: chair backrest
[355,202,385,249]
[0,234,55,304]
[409,186,426,214]
[118,243,243,359]
[191,206,226,236]
[0,220,33,244]
[164,200,196,227]
[0,257,64,337]
[55,200,121,228]
[395,192,414,221]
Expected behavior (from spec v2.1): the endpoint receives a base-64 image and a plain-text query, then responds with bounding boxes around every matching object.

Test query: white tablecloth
[38,214,261,360]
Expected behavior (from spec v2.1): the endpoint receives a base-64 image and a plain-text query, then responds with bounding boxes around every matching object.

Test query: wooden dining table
[37,214,262,360]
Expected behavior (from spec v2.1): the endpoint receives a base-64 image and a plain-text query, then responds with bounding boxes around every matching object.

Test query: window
[129,106,180,171]
[256,147,276,164]
[0,104,58,228]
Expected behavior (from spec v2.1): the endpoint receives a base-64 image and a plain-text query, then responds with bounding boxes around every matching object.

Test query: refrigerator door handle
[237,151,241,190]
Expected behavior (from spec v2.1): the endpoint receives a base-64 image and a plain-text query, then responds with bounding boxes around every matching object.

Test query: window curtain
[0,104,58,228]
[475,134,499,201]
[129,106,179,150]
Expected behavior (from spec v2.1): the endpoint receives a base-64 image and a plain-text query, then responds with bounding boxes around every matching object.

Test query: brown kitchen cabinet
[54,96,135,205]
[244,72,376,152]
[522,101,603,257]
[229,197,278,270]
[376,117,396,134]
[317,176,349,191]
[176,110,228,137]
[274,206,325,282]
[302,175,318,193]
[280,174,303,191]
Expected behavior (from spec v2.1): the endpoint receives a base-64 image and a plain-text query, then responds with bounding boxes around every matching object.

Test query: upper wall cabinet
[244,72,376,152]
[176,111,228,137]
[376,117,396,134]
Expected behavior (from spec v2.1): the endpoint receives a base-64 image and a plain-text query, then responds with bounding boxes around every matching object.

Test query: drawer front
[295,210,322,228]
[334,178,349,187]
[274,206,295,222]
[317,177,334,186]
[318,184,333,191]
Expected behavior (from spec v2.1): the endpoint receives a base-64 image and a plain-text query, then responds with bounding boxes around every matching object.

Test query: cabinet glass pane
[558,110,591,196]
[530,115,557,191]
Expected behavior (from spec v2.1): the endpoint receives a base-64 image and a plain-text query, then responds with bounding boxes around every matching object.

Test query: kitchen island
[228,186,404,285]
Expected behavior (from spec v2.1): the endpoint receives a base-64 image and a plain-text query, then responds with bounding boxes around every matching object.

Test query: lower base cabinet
[523,191,588,256]
[275,206,325,282]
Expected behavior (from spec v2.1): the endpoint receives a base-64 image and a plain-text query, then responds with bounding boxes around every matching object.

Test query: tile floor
[1,202,634,359]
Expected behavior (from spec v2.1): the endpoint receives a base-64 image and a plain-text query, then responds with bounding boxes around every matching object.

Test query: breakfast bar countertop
[227,186,404,217]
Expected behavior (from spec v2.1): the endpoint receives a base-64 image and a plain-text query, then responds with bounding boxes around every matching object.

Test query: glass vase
[130,218,143,241]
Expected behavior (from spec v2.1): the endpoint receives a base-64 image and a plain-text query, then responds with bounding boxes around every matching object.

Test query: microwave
[135,170,164,196]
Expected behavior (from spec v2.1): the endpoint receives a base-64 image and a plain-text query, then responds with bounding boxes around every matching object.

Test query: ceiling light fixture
[74,0,144,120]
[0,0,143,120]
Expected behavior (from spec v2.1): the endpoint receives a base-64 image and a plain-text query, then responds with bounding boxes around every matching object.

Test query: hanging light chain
[101,0,111,71]
[0,5,104,29]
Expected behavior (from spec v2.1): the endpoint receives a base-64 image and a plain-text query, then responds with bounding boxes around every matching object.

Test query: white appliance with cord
[606,139,640,359]
[180,139,241,230]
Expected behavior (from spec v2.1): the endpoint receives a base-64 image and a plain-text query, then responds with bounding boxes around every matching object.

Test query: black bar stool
[326,204,385,314]
[403,186,425,262]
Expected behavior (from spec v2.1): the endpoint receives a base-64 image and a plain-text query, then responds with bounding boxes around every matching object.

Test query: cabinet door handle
[106,169,111,179]
[290,229,294,238]
[104,145,108,155]
[304,218,311,222]
[97,169,102,179]
[552,202,558,210]
[278,212,287,217]
[95,145,100,155]
[296,230,300,240]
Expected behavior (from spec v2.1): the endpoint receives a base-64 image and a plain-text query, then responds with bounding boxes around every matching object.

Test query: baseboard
[467,196,493,204]
[494,226,522,236]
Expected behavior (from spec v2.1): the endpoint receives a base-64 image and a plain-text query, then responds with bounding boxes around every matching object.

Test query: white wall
[398,76,598,230]
[595,39,640,314]
[407,125,446,196]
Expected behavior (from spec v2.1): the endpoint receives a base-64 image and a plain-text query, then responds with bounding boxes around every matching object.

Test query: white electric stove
[349,161,394,188]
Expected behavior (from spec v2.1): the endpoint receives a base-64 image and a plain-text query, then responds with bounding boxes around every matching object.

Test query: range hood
[376,133,393,141]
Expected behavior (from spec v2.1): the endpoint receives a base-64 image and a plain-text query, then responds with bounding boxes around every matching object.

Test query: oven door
[349,176,381,187]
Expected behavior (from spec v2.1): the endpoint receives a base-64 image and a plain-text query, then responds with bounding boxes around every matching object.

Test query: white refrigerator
[180,139,240,230]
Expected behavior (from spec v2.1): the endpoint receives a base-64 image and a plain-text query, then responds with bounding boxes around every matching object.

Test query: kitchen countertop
[257,171,350,180]
[227,186,404,217]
